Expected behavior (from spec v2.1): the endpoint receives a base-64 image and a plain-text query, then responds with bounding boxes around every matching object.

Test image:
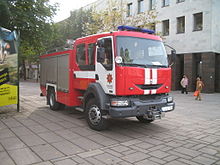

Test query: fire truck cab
[40,26,175,130]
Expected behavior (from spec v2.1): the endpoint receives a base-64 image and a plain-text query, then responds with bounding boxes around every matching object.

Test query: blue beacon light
[117,25,155,34]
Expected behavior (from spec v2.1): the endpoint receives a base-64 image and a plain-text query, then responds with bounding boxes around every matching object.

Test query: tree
[84,0,158,35]
[0,0,10,27]
[0,0,58,80]
[128,10,158,28]
[83,0,125,35]
[47,0,159,56]
[52,8,93,47]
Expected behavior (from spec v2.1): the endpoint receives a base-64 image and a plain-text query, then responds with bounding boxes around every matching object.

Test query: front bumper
[108,97,175,118]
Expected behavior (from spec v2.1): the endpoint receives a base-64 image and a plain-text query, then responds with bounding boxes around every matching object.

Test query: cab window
[76,43,96,70]
[99,38,113,70]
[88,43,95,70]
[76,44,86,65]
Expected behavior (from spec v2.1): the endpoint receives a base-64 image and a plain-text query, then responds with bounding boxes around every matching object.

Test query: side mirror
[169,50,176,67]
[164,44,176,67]
[97,47,105,63]
[171,50,176,56]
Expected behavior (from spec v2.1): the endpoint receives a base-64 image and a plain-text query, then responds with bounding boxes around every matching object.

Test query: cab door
[96,37,115,95]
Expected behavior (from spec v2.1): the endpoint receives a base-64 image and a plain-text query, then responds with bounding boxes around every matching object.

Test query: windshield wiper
[122,63,146,68]
[158,65,168,68]
[145,64,168,68]
[122,63,168,68]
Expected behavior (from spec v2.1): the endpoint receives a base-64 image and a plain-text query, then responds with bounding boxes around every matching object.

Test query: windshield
[117,36,168,67]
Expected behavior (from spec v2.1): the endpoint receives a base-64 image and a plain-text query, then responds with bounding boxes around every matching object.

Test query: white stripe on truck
[74,71,96,79]
[144,68,158,95]
[152,68,157,84]
[144,68,151,84]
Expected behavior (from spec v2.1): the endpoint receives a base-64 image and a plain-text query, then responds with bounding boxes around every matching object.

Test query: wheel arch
[83,83,109,110]
[46,83,57,93]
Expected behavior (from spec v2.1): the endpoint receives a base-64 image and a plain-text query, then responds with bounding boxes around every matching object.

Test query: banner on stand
[0,27,19,107]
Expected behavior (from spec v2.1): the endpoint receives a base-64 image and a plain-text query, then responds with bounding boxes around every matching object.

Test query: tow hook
[145,109,165,120]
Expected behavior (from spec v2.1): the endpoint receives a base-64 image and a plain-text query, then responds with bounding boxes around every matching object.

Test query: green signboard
[0,27,19,109]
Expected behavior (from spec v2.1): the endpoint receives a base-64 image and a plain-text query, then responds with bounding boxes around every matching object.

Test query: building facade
[84,0,220,93]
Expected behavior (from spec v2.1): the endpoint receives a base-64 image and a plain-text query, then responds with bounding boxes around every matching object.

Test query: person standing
[195,77,204,101]
[180,75,188,94]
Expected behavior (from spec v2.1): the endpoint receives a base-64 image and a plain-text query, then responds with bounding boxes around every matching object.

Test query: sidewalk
[0,82,220,165]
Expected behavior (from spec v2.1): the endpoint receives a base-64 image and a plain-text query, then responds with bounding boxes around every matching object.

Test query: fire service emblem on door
[107,74,113,84]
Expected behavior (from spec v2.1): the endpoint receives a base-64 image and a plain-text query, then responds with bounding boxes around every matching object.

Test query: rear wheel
[85,98,108,131]
[48,88,64,110]
[136,116,154,123]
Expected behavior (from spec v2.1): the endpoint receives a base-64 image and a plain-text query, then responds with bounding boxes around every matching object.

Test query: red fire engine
[40,26,175,130]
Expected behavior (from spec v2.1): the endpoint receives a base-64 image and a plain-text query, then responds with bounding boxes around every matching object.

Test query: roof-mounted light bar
[117,25,155,34]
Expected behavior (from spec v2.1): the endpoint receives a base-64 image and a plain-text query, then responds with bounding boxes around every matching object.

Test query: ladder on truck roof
[45,39,75,54]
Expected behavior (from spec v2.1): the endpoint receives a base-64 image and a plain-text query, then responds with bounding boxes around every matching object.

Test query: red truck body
[40,26,175,130]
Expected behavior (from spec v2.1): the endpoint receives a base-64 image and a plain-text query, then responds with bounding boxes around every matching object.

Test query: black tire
[48,88,64,111]
[85,98,108,131]
[136,116,154,123]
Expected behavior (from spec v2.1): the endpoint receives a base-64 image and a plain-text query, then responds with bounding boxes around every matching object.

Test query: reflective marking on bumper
[151,89,156,94]
[144,90,150,95]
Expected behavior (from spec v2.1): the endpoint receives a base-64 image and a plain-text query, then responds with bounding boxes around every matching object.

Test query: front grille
[137,94,164,101]
[109,94,166,102]
[136,84,162,90]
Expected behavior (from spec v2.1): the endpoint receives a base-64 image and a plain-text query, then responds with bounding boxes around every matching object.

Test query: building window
[149,0,156,10]
[162,0,169,7]
[193,12,203,31]
[138,0,144,13]
[162,20,169,36]
[127,3,132,16]
[177,16,185,33]
[177,0,185,3]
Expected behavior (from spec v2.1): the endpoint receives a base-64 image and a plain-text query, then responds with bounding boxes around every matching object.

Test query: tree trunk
[22,59,26,80]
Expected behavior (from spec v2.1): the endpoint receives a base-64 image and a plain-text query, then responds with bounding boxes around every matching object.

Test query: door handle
[95,74,99,80]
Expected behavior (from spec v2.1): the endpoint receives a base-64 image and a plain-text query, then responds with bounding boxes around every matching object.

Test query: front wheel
[136,116,154,123]
[85,99,108,131]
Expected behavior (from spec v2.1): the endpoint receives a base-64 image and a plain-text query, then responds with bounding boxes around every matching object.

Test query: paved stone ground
[0,81,220,165]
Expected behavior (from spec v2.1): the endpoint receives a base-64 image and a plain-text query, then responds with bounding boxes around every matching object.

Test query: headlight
[111,100,129,107]
[167,96,173,103]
